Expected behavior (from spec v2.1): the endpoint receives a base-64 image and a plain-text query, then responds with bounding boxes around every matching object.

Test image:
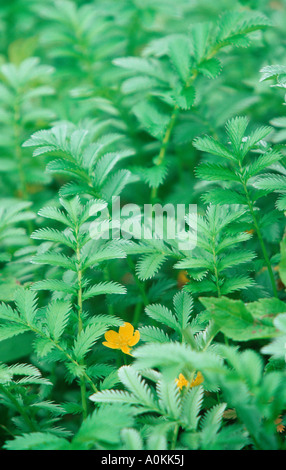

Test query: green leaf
[174,86,195,110]
[181,386,204,429]
[247,149,282,177]
[196,163,240,182]
[200,297,277,341]
[31,279,76,295]
[145,303,180,332]
[279,236,286,287]
[83,245,126,269]
[216,11,271,48]
[225,116,249,154]
[32,252,76,271]
[136,254,167,281]
[139,326,170,343]
[173,291,193,330]
[202,188,247,205]
[193,136,236,161]
[31,228,76,249]
[118,366,156,410]
[157,379,182,419]
[133,102,170,141]
[168,36,191,82]
[121,429,143,450]
[191,22,212,62]
[73,324,107,361]
[0,324,31,342]
[4,433,68,451]
[101,169,132,200]
[198,58,221,79]
[46,301,71,341]
[14,289,38,325]
[82,282,126,300]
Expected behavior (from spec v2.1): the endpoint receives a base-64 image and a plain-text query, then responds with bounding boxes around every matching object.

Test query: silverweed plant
[0,0,286,452]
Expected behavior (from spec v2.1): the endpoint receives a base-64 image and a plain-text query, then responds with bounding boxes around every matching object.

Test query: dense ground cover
[0,0,285,450]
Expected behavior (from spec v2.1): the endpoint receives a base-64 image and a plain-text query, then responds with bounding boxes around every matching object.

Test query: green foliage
[23,124,135,200]
[30,196,127,298]
[0,199,36,302]
[0,0,285,452]
[194,116,283,297]
[0,57,55,198]
[175,205,256,296]
[200,296,283,341]
[90,368,248,450]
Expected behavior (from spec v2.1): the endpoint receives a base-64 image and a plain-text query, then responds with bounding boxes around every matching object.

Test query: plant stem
[56,342,98,394]
[13,97,34,236]
[13,98,28,200]
[0,384,37,432]
[170,423,179,450]
[104,266,115,316]
[127,257,149,307]
[149,43,228,203]
[211,235,229,342]
[151,70,199,202]
[151,106,179,202]
[132,301,142,328]
[211,232,221,298]
[75,226,88,419]
[26,322,98,394]
[127,257,149,327]
[0,424,15,438]
[241,178,278,298]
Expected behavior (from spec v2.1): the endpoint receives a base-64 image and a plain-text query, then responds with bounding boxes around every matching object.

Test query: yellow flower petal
[190,371,204,387]
[103,322,139,355]
[277,424,285,433]
[121,345,132,355]
[119,322,134,339]
[275,416,285,433]
[104,330,120,344]
[102,341,120,350]
[176,373,189,390]
[128,329,140,346]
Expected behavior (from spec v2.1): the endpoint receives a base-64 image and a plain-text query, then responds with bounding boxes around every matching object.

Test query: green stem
[148,42,228,203]
[13,97,35,236]
[25,322,98,393]
[127,257,148,307]
[151,106,180,201]
[76,226,88,419]
[151,70,199,202]
[211,233,229,342]
[211,233,221,298]
[56,342,98,394]
[0,424,15,438]
[241,178,278,298]
[170,424,179,450]
[132,301,142,329]
[104,266,115,316]
[0,384,37,432]
[13,99,28,200]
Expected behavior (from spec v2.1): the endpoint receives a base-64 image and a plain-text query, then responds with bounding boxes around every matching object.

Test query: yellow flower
[275,416,285,433]
[176,373,189,390]
[176,371,204,390]
[177,270,190,288]
[190,371,204,388]
[103,322,140,355]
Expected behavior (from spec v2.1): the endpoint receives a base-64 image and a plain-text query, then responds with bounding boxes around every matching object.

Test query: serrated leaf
[145,303,180,332]
[46,301,71,341]
[136,254,167,280]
